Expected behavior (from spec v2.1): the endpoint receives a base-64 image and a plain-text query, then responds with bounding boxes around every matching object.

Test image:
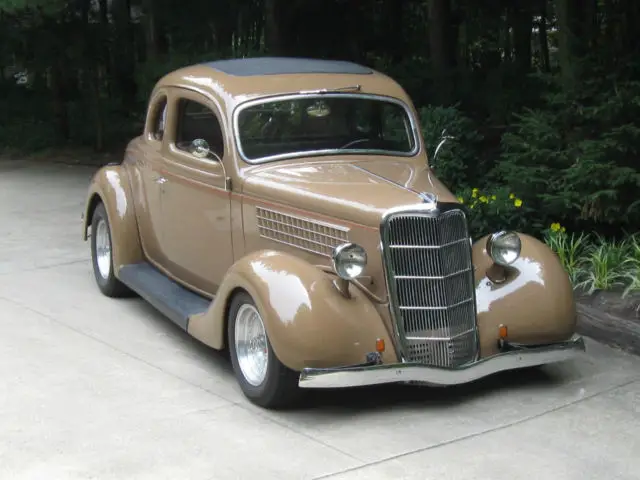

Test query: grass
[544,228,640,298]
[622,235,640,298]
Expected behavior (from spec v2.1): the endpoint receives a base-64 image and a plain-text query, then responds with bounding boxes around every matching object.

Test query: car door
[158,89,234,295]
[130,90,172,267]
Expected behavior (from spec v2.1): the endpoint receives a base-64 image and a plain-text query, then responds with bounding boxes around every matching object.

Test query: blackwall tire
[90,202,132,298]
[228,291,302,409]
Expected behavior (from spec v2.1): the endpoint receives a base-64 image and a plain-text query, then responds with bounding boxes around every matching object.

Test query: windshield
[235,94,418,162]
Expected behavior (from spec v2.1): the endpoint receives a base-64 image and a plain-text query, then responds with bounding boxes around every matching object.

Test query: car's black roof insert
[202,57,374,77]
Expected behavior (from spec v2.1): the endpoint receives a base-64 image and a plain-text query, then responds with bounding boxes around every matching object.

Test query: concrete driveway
[1,159,639,480]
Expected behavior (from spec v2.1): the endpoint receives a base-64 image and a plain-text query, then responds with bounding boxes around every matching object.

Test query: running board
[118,262,210,330]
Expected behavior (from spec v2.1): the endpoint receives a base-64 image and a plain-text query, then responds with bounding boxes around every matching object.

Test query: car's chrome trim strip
[398,298,474,311]
[298,334,587,389]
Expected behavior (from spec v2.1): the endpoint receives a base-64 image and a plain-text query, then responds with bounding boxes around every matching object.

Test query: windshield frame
[232,92,421,165]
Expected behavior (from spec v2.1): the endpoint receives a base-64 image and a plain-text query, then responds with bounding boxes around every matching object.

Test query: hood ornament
[418,192,438,210]
[418,192,437,203]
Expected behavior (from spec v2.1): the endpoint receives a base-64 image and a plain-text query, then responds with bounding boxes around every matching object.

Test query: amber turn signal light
[376,338,385,353]
[498,324,508,339]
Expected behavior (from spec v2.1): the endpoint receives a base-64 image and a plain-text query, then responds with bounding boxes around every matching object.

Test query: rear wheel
[90,202,131,298]
[228,291,302,409]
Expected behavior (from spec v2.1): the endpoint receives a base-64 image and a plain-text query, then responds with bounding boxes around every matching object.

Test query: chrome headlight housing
[332,243,367,279]
[486,231,521,266]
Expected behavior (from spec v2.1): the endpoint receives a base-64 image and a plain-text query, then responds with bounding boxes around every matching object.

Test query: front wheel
[90,202,132,298]
[228,291,302,409]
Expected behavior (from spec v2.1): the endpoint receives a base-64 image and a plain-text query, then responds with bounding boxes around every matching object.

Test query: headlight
[332,243,367,279]
[486,231,521,266]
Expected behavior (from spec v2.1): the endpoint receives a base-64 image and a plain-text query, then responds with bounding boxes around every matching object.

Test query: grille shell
[381,207,479,368]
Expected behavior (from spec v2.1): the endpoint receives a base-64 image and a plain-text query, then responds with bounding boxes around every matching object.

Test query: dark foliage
[1,0,639,240]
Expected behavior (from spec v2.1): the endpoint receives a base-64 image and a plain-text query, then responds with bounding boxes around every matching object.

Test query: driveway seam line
[0,293,366,464]
[0,259,88,276]
[311,376,640,479]
[0,294,232,406]
[232,405,368,465]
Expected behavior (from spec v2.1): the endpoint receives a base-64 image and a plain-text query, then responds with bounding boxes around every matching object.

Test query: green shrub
[0,85,59,150]
[418,104,483,191]
[134,53,216,104]
[496,71,640,235]
[455,185,529,239]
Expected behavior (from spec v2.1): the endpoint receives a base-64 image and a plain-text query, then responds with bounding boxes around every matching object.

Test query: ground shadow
[125,296,575,413]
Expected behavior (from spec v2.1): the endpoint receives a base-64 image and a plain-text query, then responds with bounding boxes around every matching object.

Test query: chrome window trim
[232,92,421,165]
[378,202,481,365]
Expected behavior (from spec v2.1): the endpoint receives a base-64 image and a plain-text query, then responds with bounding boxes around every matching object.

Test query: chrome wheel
[234,304,269,386]
[95,217,112,280]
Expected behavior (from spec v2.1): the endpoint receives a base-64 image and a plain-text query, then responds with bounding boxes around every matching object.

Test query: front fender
[472,233,577,358]
[82,164,143,273]
[187,250,397,372]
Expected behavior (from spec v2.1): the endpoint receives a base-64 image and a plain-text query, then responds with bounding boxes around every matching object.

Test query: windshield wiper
[299,85,362,94]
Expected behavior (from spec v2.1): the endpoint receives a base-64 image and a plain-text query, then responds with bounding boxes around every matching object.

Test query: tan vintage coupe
[82,57,585,409]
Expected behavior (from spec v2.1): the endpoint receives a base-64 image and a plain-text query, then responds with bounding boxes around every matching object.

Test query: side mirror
[431,128,455,166]
[190,138,211,159]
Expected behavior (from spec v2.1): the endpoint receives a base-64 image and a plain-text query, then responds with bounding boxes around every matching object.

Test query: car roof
[154,57,413,112]
[202,57,374,77]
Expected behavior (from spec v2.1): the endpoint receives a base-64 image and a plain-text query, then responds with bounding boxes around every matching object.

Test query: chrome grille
[381,208,478,368]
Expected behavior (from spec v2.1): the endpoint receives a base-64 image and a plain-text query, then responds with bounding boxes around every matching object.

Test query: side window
[175,98,225,159]
[149,96,167,141]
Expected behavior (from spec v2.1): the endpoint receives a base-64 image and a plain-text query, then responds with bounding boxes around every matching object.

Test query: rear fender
[187,250,397,372]
[82,164,143,273]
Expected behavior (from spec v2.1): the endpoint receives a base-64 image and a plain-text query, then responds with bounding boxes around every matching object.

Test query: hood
[241,158,459,227]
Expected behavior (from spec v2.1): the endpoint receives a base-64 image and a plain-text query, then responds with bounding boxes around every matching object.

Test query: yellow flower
[479,195,488,203]
[472,188,479,198]
[550,222,561,232]
[457,196,464,204]
[561,227,566,233]
[491,195,497,201]
[514,198,523,208]
[509,193,515,199]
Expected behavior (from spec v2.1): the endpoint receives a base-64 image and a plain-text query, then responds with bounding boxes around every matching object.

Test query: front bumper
[298,334,586,389]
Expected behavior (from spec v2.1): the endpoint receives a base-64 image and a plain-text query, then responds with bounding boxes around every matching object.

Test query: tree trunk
[382,0,404,64]
[503,12,512,63]
[512,2,533,74]
[538,0,550,72]
[557,0,583,89]
[111,0,137,109]
[253,15,263,53]
[428,0,455,104]
[97,0,111,91]
[51,62,70,141]
[92,66,105,151]
[585,0,598,50]
[141,0,167,61]
[265,0,290,56]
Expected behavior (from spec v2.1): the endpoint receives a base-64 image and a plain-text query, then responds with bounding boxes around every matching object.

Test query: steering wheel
[260,116,281,138]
